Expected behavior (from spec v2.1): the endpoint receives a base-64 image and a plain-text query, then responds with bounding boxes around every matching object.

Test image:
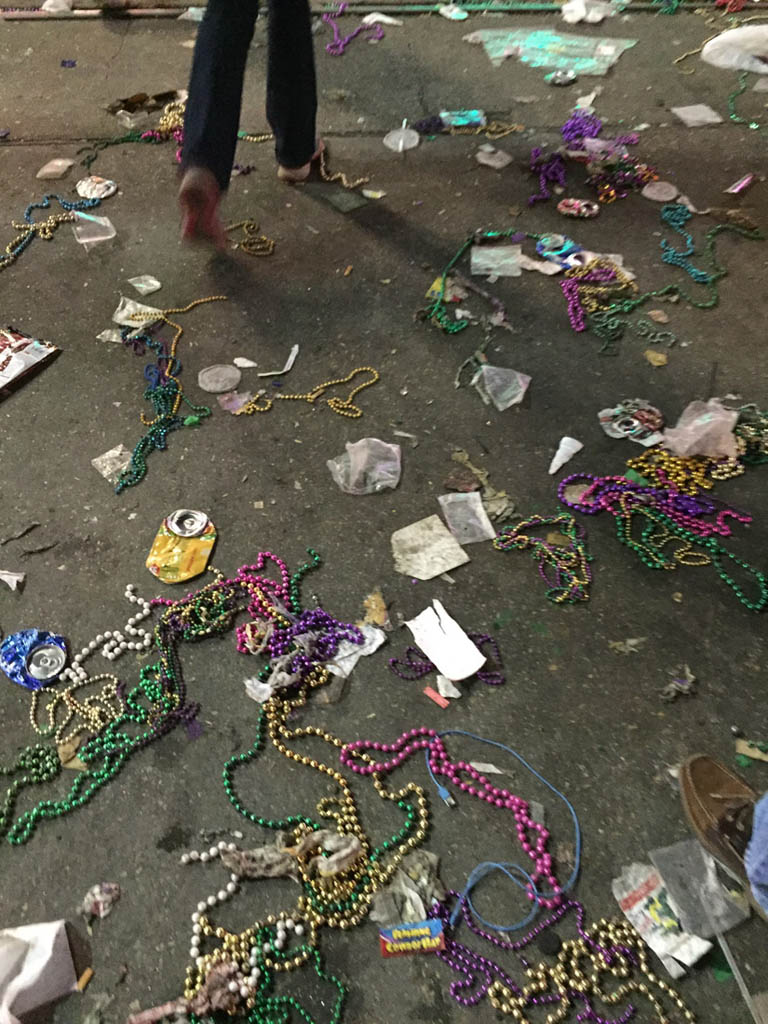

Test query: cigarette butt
[77,967,94,991]
[423,686,450,709]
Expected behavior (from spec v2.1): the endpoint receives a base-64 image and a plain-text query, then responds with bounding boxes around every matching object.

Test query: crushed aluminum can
[545,69,578,86]
[557,197,600,218]
[598,399,664,447]
[146,510,216,584]
[76,175,118,200]
[0,629,68,690]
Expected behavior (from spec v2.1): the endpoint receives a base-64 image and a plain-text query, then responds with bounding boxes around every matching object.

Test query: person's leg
[179,0,259,243]
[266,0,318,179]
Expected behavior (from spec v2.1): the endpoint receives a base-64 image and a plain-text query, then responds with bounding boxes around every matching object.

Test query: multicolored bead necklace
[0,192,102,271]
[493,513,592,604]
[388,631,505,686]
[116,296,226,492]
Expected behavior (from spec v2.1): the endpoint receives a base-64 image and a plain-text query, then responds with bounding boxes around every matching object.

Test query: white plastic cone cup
[548,436,583,475]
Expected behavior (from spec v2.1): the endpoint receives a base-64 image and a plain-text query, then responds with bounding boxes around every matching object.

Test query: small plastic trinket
[0,629,68,691]
[146,509,217,584]
[557,197,600,218]
[724,172,756,195]
[535,233,582,266]
[545,69,577,86]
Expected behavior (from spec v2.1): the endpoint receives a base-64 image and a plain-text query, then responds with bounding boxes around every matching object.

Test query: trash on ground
[438,492,496,544]
[112,296,162,328]
[641,180,679,202]
[127,275,161,296]
[735,738,768,764]
[217,838,300,881]
[471,364,531,410]
[423,686,451,708]
[470,244,521,277]
[649,839,750,938]
[146,510,216,584]
[725,173,756,195]
[91,444,132,485]
[648,309,670,323]
[362,188,387,199]
[79,882,121,922]
[450,449,514,520]
[0,920,79,1022]
[106,89,187,116]
[663,399,738,460]
[358,588,392,631]
[58,738,87,771]
[644,348,668,367]
[546,69,578,85]
[660,664,696,702]
[217,391,254,414]
[436,675,462,699]
[383,120,420,152]
[327,437,402,494]
[0,327,60,400]
[327,624,386,678]
[405,600,485,680]
[475,145,513,170]
[561,0,621,24]
[700,26,768,75]
[391,514,470,580]
[441,109,486,127]
[379,917,445,956]
[197,364,243,394]
[609,636,647,654]
[463,27,637,75]
[96,329,123,344]
[76,175,118,200]
[36,158,74,180]
[548,436,583,474]
[670,104,723,128]
[233,357,258,368]
[361,12,402,25]
[598,399,664,446]
[518,253,563,275]
[0,569,25,591]
[370,850,445,926]
[258,343,299,377]
[438,3,469,19]
[42,0,73,11]
[612,862,712,978]
[177,6,205,19]
[72,213,116,251]
[557,197,600,218]
[469,761,503,774]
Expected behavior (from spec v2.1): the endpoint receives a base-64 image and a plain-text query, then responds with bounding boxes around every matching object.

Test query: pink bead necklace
[340,727,563,910]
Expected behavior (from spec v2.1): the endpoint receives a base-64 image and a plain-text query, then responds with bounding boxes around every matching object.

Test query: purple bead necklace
[389,632,504,686]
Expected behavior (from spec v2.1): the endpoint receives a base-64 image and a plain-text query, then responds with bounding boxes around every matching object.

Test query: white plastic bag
[438,492,496,544]
[327,438,402,495]
[663,399,738,459]
[471,364,531,411]
[701,26,768,75]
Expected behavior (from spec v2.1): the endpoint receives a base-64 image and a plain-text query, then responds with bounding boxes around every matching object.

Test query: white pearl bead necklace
[60,584,154,685]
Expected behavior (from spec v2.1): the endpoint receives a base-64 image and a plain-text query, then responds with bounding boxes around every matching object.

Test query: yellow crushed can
[146,509,216,584]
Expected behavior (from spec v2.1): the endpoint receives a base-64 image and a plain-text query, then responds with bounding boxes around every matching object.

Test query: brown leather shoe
[680,754,756,883]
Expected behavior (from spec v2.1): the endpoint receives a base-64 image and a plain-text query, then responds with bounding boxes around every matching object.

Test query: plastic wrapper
[92,443,132,484]
[463,27,637,74]
[0,327,60,401]
[438,492,496,544]
[471,364,531,411]
[327,438,401,495]
[0,920,79,1024]
[701,26,768,75]
[612,862,711,978]
[649,840,750,939]
[391,515,469,580]
[663,398,738,459]
[127,275,161,296]
[405,600,485,680]
[35,158,74,180]
[670,104,723,128]
[470,244,522,277]
[72,213,116,251]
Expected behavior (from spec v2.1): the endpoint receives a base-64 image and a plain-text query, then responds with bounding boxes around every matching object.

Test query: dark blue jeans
[182,0,317,191]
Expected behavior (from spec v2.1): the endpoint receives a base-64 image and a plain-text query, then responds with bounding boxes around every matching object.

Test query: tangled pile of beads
[493,513,592,604]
